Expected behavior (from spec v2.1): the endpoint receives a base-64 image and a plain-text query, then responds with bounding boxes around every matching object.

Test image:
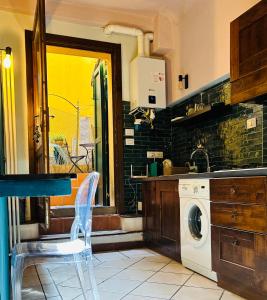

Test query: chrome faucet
[190,144,211,172]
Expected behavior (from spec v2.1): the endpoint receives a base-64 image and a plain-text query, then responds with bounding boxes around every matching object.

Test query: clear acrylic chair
[11,172,100,300]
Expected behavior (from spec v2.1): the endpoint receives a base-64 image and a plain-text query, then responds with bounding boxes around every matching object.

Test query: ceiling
[0,0,197,19]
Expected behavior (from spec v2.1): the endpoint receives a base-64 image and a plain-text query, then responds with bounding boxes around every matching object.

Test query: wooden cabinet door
[211,203,267,233]
[231,1,267,104]
[142,181,157,244]
[210,177,267,204]
[156,181,180,260]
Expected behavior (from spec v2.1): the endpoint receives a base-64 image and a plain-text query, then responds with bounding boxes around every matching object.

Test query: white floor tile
[131,282,180,299]
[185,274,221,290]
[112,269,155,281]
[123,295,167,300]
[57,285,82,300]
[172,286,223,300]
[129,261,166,272]
[99,258,140,269]
[148,272,191,285]
[94,266,124,279]
[42,283,59,298]
[94,251,127,261]
[141,255,172,264]
[75,290,125,300]
[161,262,193,275]
[120,248,157,258]
[99,278,141,294]
[221,291,246,300]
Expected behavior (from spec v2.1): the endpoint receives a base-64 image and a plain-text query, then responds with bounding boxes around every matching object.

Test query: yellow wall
[47,52,97,147]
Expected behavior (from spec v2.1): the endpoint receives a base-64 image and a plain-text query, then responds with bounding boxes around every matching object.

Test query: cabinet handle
[230,187,236,195]
[232,240,239,246]
[231,210,238,219]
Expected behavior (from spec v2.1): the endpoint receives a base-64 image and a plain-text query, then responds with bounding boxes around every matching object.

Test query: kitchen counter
[138,167,267,181]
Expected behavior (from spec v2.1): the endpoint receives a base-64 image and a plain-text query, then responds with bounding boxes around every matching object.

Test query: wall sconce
[178,74,189,89]
[1,47,12,69]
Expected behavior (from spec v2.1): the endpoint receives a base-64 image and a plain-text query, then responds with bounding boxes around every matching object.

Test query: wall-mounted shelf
[171,102,228,125]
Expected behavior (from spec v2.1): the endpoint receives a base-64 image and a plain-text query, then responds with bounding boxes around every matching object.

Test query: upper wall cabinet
[230,1,267,104]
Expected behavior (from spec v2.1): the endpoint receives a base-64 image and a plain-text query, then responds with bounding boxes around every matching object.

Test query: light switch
[125,128,134,136]
[247,117,257,129]
[125,138,135,146]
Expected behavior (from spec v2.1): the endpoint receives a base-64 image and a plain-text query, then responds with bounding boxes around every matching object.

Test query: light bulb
[3,54,11,68]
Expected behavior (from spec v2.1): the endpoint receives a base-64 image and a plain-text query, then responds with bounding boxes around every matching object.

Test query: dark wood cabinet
[142,180,180,261]
[211,177,267,299]
[230,1,267,104]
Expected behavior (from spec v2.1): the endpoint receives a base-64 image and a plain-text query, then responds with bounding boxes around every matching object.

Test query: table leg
[0,196,9,300]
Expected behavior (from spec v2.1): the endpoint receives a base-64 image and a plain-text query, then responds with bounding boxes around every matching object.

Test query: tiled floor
[21,248,245,300]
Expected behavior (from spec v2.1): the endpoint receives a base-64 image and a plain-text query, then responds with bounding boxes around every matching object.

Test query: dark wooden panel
[156,180,180,260]
[212,226,267,299]
[142,181,157,243]
[230,1,267,104]
[211,203,267,233]
[142,180,180,261]
[211,226,255,281]
[210,177,266,204]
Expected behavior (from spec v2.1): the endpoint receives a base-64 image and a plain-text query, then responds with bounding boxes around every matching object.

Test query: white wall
[0,9,137,173]
[171,0,260,104]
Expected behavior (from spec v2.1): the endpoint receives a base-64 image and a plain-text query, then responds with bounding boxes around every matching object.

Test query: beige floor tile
[131,282,180,299]
[50,271,76,285]
[172,286,223,300]
[161,262,193,275]
[120,248,157,258]
[75,290,125,300]
[141,255,172,264]
[42,283,59,298]
[221,291,246,300]
[94,251,127,261]
[99,278,141,294]
[129,261,166,272]
[148,272,191,285]
[112,269,155,281]
[185,274,221,290]
[38,274,54,285]
[57,285,82,300]
[99,258,140,269]
[123,295,167,300]
[94,266,124,279]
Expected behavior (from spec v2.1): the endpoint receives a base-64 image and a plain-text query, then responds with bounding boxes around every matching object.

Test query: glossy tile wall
[171,80,263,172]
[122,79,265,212]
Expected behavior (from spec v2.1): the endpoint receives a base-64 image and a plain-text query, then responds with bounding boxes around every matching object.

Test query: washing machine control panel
[179,179,210,199]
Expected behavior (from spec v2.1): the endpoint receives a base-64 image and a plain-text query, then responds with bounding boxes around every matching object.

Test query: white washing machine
[179,178,217,281]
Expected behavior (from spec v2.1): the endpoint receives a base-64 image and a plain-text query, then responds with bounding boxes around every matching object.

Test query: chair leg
[74,254,87,299]
[11,255,24,300]
[86,255,100,300]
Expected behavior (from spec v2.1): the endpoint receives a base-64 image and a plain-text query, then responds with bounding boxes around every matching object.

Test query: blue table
[0,173,75,300]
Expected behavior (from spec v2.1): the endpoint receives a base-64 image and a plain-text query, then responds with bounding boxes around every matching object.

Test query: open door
[92,61,109,206]
[32,0,50,230]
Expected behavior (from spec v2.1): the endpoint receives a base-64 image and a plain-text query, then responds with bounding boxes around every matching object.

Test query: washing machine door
[182,198,209,248]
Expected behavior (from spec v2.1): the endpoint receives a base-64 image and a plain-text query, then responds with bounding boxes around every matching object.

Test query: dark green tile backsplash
[122,79,266,212]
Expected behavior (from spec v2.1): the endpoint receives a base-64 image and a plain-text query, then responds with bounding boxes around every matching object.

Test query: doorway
[46,46,112,207]
[25,31,125,233]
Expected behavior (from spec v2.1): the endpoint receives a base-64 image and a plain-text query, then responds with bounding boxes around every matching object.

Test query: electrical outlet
[147,151,164,158]
[125,128,134,136]
[247,117,257,129]
[125,138,135,146]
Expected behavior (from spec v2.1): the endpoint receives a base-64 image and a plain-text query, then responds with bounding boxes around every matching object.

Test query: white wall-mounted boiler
[130,56,166,111]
